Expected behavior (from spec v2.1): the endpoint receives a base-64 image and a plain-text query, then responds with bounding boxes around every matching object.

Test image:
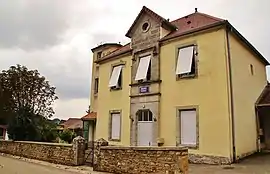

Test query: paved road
[189,153,270,174]
[0,155,83,174]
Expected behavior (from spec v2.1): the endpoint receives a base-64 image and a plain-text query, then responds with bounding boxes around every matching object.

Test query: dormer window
[97,51,102,59]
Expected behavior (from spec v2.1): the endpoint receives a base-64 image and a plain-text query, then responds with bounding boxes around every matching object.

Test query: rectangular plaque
[139,86,149,93]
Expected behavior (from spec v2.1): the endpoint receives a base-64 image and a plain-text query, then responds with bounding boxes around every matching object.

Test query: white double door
[137,121,154,146]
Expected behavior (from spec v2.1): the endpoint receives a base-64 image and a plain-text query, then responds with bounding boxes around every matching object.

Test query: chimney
[195,8,198,13]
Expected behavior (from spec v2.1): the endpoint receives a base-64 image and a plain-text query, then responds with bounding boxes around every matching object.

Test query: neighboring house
[0,125,8,140]
[89,6,269,164]
[81,112,97,142]
[60,118,83,136]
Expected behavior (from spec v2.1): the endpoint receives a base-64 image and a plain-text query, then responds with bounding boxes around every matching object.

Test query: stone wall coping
[0,140,72,147]
[100,146,188,151]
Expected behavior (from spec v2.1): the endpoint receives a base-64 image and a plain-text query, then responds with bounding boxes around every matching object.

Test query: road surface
[0,155,87,174]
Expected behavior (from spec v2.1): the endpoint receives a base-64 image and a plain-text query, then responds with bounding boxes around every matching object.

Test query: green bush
[58,129,76,143]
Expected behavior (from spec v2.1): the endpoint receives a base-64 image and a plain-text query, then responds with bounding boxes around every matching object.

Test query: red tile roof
[0,125,7,129]
[81,112,97,120]
[162,12,224,41]
[95,43,132,63]
[61,118,83,130]
[94,7,269,65]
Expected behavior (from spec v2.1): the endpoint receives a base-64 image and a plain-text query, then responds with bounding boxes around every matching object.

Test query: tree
[0,64,58,141]
[0,64,58,122]
[8,106,41,141]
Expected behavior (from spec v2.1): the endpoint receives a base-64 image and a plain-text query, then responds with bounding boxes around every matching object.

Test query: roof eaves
[227,22,270,66]
[91,43,122,52]
[95,49,132,64]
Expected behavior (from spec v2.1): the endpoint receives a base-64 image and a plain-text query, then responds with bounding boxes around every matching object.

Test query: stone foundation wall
[0,136,85,166]
[95,146,188,174]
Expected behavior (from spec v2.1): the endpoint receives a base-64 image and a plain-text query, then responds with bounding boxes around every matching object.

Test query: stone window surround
[142,21,151,33]
[176,105,199,149]
[109,61,126,91]
[108,110,122,142]
[134,50,153,83]
[175,41,199,80]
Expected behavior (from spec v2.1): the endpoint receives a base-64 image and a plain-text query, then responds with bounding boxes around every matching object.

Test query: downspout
[225,24,236,162]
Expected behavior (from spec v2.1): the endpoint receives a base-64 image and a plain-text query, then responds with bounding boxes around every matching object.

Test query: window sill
[176,74,196,80]
[108,138,121,142]
[178,144,198,150]
[110,87,122,91]
[129,80,162,87]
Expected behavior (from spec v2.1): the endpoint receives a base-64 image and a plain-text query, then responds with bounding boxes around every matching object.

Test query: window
[109,65,123,89]
[137,110,153,122]
[135,55,151,81]
[110,112,121,141]
[179,109,197,147]
[176,46,196,77]
[142,22,150,32]
[146,60,151,81]
[94,78,99,94]
[250,64,254,75]
[97,51,102,59]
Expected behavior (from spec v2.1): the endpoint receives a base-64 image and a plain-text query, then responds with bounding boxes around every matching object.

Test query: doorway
[257,106,270,150]
[137,109,154,146]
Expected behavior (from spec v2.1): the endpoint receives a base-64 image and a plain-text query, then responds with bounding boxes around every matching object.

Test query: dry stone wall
[95,145,188,174]
[0,136,85,166]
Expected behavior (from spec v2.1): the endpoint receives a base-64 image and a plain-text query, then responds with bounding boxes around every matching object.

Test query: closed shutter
[180,110,197,145]
[135,55,151,81]
[176,46,194,75]
[111,113,121,140]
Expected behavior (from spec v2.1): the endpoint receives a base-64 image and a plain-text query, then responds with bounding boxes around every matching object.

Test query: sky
[0,0,269,119]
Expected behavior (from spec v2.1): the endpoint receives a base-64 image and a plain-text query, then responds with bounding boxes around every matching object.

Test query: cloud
[0,0,269,119]
[0,0,73,50]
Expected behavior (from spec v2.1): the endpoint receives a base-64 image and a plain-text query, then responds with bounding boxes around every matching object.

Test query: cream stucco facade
[89,7,269,164]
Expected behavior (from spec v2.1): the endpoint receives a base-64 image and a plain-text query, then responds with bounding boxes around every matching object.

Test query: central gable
[126,6,177,52]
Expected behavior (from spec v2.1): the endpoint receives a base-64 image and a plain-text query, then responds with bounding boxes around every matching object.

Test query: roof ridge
[196,12,224,21]
[170,12,224,24]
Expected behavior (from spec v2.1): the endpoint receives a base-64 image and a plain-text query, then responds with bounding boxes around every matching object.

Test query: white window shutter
[135,56,151,81]
[111,113,121,139]
[176,46,194,75]
[108,66,122,87]
[180,110,197,145]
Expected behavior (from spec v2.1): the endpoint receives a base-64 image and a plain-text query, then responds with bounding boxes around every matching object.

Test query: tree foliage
[7,106,58,142]
[59,129,76,144]
[0,64,58,142]
[0,65,58,124]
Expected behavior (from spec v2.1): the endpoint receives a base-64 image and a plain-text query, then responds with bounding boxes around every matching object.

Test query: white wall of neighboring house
[4,130,9,140]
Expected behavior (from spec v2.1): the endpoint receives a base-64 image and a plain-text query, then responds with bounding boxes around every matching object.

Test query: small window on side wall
[109,65,123,90]
[176,45,196,79]
[250,64,254,75]
[94,78,99,94]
